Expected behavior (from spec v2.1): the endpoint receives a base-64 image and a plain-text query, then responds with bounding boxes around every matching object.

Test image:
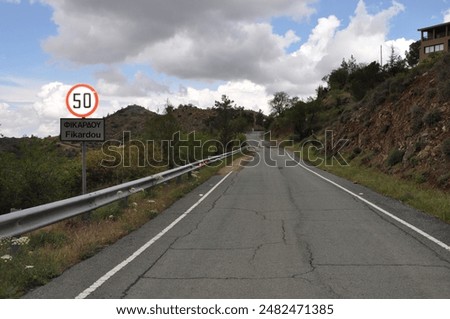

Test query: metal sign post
[62,84,103,195]
[82,141,87,195]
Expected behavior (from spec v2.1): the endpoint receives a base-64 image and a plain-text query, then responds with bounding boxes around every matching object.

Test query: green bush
[423,109,442,126]
[426,88,437,99]
[91,202,123,221]
[442,138,450,157]
[438,79,450,102]
[410,105,424,134]
[0,139,80,215]
[30,231,69,249]
[409,156,419,167]
[387,149,405,167]
[437,173,450,187]
[414,173,427,184]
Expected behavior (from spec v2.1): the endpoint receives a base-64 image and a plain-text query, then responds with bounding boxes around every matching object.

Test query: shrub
[409,156,419,167]
[437,173,450,187]
[426,88,437,99]
[442,138,450,157]
[437,79,450,102]
[91,202,123,221]
[348,147,362,162]
[423,109,442,126]
[414,173,427,184]
[410,105,424,134]
[410,105,423,117]
[353,147,362,155]
[380,124,390,134]
[387,149,405,167]
[30,231,69,249]
[339,110,352,124]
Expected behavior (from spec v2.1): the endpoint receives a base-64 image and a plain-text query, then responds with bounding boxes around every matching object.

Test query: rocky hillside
[331,55,450,190]
[172,104,217,132]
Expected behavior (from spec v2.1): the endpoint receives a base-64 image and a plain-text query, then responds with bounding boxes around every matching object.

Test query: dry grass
[218,154,253,175]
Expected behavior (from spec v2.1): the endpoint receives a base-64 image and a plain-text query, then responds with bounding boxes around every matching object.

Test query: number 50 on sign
[66,84,99,118]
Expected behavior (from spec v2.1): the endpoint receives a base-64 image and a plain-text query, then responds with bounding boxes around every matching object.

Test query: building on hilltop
[418,21,450,61]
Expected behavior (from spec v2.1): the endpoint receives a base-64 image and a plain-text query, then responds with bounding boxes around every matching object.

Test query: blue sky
[0,0,449,137]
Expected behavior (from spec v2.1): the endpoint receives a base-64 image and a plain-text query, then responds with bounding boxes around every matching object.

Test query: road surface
[25,132,450,298]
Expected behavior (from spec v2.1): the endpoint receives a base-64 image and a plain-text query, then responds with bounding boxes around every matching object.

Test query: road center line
[75,171,233,299]
[286,152,450,252]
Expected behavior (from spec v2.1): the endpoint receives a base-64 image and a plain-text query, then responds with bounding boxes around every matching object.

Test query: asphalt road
[25,132,450,298]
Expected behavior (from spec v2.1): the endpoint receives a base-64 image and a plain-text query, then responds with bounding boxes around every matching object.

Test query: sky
[0,0,449,137]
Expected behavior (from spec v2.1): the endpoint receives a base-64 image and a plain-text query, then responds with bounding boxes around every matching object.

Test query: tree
[255,110,266,127]
[406,40,421,67]
[316,85,328,101]
[384,45,406,75]
[214,95,235,151]
[341,55,358,74]
[349,61,383,100]
[324,56,359,91]
[269,92,291,116]
[145,105,181,168]
[0,139,80,214]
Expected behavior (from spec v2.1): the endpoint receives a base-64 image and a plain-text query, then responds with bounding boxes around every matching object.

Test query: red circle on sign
[66,84,99,118]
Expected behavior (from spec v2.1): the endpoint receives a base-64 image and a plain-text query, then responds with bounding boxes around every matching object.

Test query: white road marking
[75,171,233,299]
[286,152,450,252]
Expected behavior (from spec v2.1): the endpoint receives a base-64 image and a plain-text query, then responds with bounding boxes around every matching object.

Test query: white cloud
[1,0,415,137]
[33,82,71,119]
[183,80,270,113]
[444,9,450,22]
[95,68,169,97]
[384,38,414,59]
[42,0,316,65]
[139,22,301,83]
[296,16,341,62]
[40,0,410,101]
[0,102,37,137]
[315,0,406,73]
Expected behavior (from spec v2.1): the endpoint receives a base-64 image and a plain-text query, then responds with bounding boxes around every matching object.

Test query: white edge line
[286,152,450,252]
[75,171,234,299]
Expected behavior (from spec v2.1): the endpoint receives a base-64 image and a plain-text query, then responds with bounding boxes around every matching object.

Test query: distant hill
[104,103,265,139]
[103,104,224,139]
[172,104,217,133]
[105,104,157,140]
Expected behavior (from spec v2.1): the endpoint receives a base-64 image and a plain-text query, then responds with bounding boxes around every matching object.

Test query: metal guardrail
[0,147,245,239]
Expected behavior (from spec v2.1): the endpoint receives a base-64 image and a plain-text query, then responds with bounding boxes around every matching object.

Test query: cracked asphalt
[25,132,450,298]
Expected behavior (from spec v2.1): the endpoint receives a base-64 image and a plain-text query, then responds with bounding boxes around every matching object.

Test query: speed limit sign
[66,84,99,118]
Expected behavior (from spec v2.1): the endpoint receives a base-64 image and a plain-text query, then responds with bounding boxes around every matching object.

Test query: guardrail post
[82,141,87,195]
[8,209,20,255]
[121,196,129,208]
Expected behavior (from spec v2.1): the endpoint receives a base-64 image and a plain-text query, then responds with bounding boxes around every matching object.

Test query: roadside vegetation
[322,159,450,223]
[0,155,246,298]
[0,95,256,216]
[0,94,254,297]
